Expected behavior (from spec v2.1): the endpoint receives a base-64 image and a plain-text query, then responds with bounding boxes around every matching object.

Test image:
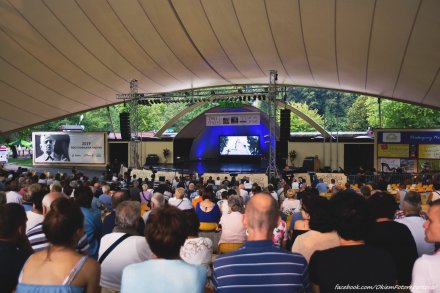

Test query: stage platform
[143,160,269,175]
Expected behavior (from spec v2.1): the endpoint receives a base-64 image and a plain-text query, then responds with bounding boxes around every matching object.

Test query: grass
[7,157,34,167]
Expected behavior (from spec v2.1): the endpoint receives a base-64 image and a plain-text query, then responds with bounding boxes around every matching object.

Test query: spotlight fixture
[238,89,243,94]
[123,99,126,106]
[210,90,215,95]
[185,92,190,96]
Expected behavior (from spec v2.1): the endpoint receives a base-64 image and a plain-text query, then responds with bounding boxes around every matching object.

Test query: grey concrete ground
[4,163,105,179]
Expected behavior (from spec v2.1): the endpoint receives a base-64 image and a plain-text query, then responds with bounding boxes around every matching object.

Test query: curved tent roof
[0,0,439,134]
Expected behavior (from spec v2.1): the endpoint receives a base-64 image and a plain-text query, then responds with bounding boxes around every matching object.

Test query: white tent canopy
[0,0,439,133]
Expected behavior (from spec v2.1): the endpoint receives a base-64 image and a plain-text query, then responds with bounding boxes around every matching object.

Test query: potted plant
[162,148,170,163]
[289,149,297,167]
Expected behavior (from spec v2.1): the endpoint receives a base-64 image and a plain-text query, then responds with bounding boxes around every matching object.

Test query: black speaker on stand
[278,109,291,168]
[119,112,131,141]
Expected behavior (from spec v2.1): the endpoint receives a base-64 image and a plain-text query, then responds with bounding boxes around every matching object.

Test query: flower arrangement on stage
[289,149,297,167]
[163,148,170,163]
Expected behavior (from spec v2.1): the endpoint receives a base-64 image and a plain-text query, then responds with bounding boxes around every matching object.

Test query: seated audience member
[291,193,317,242]
[0,191,6,205]
[366,192,418,286]
[98,185,112,212]
[25,190,45,233]
[17,198,100,292]
[272,216,289,248]
[196,189,221,231]
[292,196,339,262]
[139,183,153,205]
[0,203,33,293]
[216,190,229,214]
[102,190,130,236]
[218,195,246,253]
[27,192,89,254]
[168,187,193,210]
[309,191,397,292]
[142,192,165,223]
[280,189,301,216]
[180,209,213,277]
[395,191,435,256]
[426,182,440,204]
[129,180,141,202]
[74,186,102,259]
[99,201,153,292]
[315,178,328,194]
[213,193,309,292]
[121,206,206,293]
[411,199,440,292]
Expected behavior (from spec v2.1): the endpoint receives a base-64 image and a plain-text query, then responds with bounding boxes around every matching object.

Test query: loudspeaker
[278,109,290,163]
[280,109,291,141]
[119,112,131,141]
[303,157,315,172]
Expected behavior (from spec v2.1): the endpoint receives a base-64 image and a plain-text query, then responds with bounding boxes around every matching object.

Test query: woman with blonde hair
[280,189,300,216]
[168,187,193,210]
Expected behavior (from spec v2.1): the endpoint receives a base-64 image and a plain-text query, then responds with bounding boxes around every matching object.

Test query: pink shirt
[219,211,246,245]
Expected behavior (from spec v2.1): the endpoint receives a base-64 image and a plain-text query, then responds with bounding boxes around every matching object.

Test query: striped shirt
[26,223,89,253]
[213,240,310,292]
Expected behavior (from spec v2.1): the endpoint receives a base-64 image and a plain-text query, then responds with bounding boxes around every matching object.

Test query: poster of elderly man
[34,133,70,162]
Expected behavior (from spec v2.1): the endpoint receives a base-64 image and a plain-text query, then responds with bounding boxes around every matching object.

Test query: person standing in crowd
[0,203,33,293]
[99,201,153,292]
[411,199,440,292]
[309,192,397,292]
[121,206,206,292]
[16,198,100,293]
[213,193,309,292]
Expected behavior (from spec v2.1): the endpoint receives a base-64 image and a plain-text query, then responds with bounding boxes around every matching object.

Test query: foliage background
[2,87,440,143]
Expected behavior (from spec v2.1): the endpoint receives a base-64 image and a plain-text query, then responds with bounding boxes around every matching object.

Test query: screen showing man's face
[40,137,55,154]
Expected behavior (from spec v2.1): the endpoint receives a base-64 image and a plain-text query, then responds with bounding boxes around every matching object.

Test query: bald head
[245,193,278,240]
[42,192,64,214]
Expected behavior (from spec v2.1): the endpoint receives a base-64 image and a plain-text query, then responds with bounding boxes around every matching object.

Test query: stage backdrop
[33,132,106,165]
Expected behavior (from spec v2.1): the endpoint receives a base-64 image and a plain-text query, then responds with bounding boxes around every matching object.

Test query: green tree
[345,96,370,131]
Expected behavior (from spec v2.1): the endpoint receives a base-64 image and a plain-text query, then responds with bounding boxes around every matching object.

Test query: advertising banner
[418,144,440,159]
[33,132,106,165]
[205,112,260,126]
[377,144,409,158]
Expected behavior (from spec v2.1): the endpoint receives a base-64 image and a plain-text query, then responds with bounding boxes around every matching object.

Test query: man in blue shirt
[213,193,310,292]
[315,178,328,194]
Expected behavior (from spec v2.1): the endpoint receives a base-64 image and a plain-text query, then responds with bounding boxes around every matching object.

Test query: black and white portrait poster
[33,132,106,164]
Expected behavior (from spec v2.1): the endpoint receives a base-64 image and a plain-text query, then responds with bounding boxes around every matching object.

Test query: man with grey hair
[35,134,68,162]
[142,192,165,223]
[26,192,89,253]
[395,191,435,256]
[99,201,153,291]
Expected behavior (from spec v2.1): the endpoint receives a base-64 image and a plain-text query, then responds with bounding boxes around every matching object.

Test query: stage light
[238,89,243,94]
[123,99,126,106]
[210,90,215,95]
[185,92,190,96]
[253,95,257,100]
[264,134,270,138]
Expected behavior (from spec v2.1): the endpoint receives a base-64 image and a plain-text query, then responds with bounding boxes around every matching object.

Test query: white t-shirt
[99,233,153,290]
[239,189,249,202]
[281,199,301,215]
[6,191,22,204]
[395,216,435,257]
[25,211,44,233]
[217,199,229,214]
[168,197,193,210]
[411,252,440,293]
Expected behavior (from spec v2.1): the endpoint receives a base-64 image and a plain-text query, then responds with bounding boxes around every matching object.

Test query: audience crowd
[0,166,439,293]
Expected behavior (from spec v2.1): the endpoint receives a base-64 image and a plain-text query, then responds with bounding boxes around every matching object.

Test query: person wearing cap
[35,134,68,162]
